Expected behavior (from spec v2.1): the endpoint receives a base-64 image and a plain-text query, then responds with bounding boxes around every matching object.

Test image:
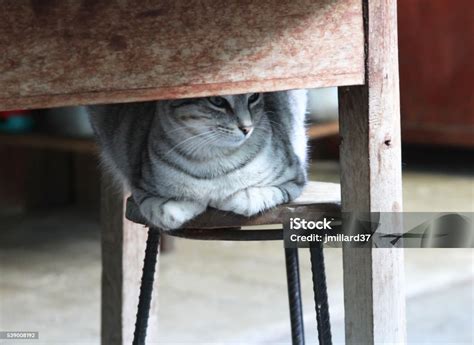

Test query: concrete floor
[0,160,473,344]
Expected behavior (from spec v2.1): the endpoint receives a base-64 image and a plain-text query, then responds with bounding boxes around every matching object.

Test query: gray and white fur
[89,90,308,230]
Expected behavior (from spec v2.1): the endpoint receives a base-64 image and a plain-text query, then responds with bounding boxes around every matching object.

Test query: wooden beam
[100,174,159,344]
[0,0,364,110]
[338,0,406,344]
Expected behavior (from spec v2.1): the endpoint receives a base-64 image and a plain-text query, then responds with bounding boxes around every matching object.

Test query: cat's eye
[208,96,227,108]
[248,93,260,104]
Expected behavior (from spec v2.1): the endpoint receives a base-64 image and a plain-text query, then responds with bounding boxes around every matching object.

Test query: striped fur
[89,91,308,230]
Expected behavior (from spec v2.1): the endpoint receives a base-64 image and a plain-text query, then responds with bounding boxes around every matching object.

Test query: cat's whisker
[186,134,224,157]
[174,131,220,158]
[170,137,208,157]
[178,137,211,157]
[163,131,216,156]
[266,118,287,131]
[188,132,222,156]
[261,116,287,137]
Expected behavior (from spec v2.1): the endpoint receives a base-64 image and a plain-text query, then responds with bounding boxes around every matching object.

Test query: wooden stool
[125,182,340,344]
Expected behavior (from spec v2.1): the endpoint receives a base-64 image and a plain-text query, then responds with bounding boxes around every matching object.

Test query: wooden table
[1,1,406,344]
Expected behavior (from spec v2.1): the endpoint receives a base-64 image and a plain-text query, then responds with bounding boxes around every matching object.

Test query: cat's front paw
[216,187,283,217]
[140,198,206,230]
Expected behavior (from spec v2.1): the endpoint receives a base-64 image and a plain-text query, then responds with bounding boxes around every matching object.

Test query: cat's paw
[140,198,206,230]
[216,187,283,217]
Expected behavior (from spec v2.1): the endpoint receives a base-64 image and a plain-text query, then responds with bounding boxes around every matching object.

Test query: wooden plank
[0,0,364,111]
[338,0,406,344]
[0,133,97,154]
[101,174,159,344]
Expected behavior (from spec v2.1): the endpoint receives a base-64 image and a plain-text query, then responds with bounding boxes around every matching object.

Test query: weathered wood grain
[101,175,159,344]
[0,0,364,110]
[338,0,406,344]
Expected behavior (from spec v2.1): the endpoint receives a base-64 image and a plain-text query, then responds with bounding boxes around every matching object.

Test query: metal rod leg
[285,248,305,345]
[310,244,332,345]
[133,227,161,345]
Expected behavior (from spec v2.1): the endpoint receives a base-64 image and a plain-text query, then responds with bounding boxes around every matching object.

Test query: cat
[89,90,308,230]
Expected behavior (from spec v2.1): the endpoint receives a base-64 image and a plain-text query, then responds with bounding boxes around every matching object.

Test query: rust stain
[108,35,128,51]
[74,0,102,24]
[62,30,93,40]
[377,149,383,175]
[136,9,166,18]
[30,0,59,17]
[7,58,19,70]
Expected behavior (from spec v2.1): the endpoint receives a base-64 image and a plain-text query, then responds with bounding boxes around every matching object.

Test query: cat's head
[164,93,265,149]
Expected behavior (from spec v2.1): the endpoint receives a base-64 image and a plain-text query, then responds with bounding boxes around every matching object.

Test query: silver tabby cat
[89,90,308,230]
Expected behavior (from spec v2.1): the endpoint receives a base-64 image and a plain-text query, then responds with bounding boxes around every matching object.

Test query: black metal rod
[133,227,161,345]
[310,244,332,345]
[285,248,305,345]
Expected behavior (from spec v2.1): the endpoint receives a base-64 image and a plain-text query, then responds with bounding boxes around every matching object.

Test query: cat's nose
[238,126,253,136]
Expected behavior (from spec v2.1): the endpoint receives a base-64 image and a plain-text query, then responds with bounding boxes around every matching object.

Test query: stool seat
[125,181,341,241]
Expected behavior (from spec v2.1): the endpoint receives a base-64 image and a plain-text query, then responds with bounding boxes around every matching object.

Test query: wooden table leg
[338,0,406,344]
[100,174,159,344]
